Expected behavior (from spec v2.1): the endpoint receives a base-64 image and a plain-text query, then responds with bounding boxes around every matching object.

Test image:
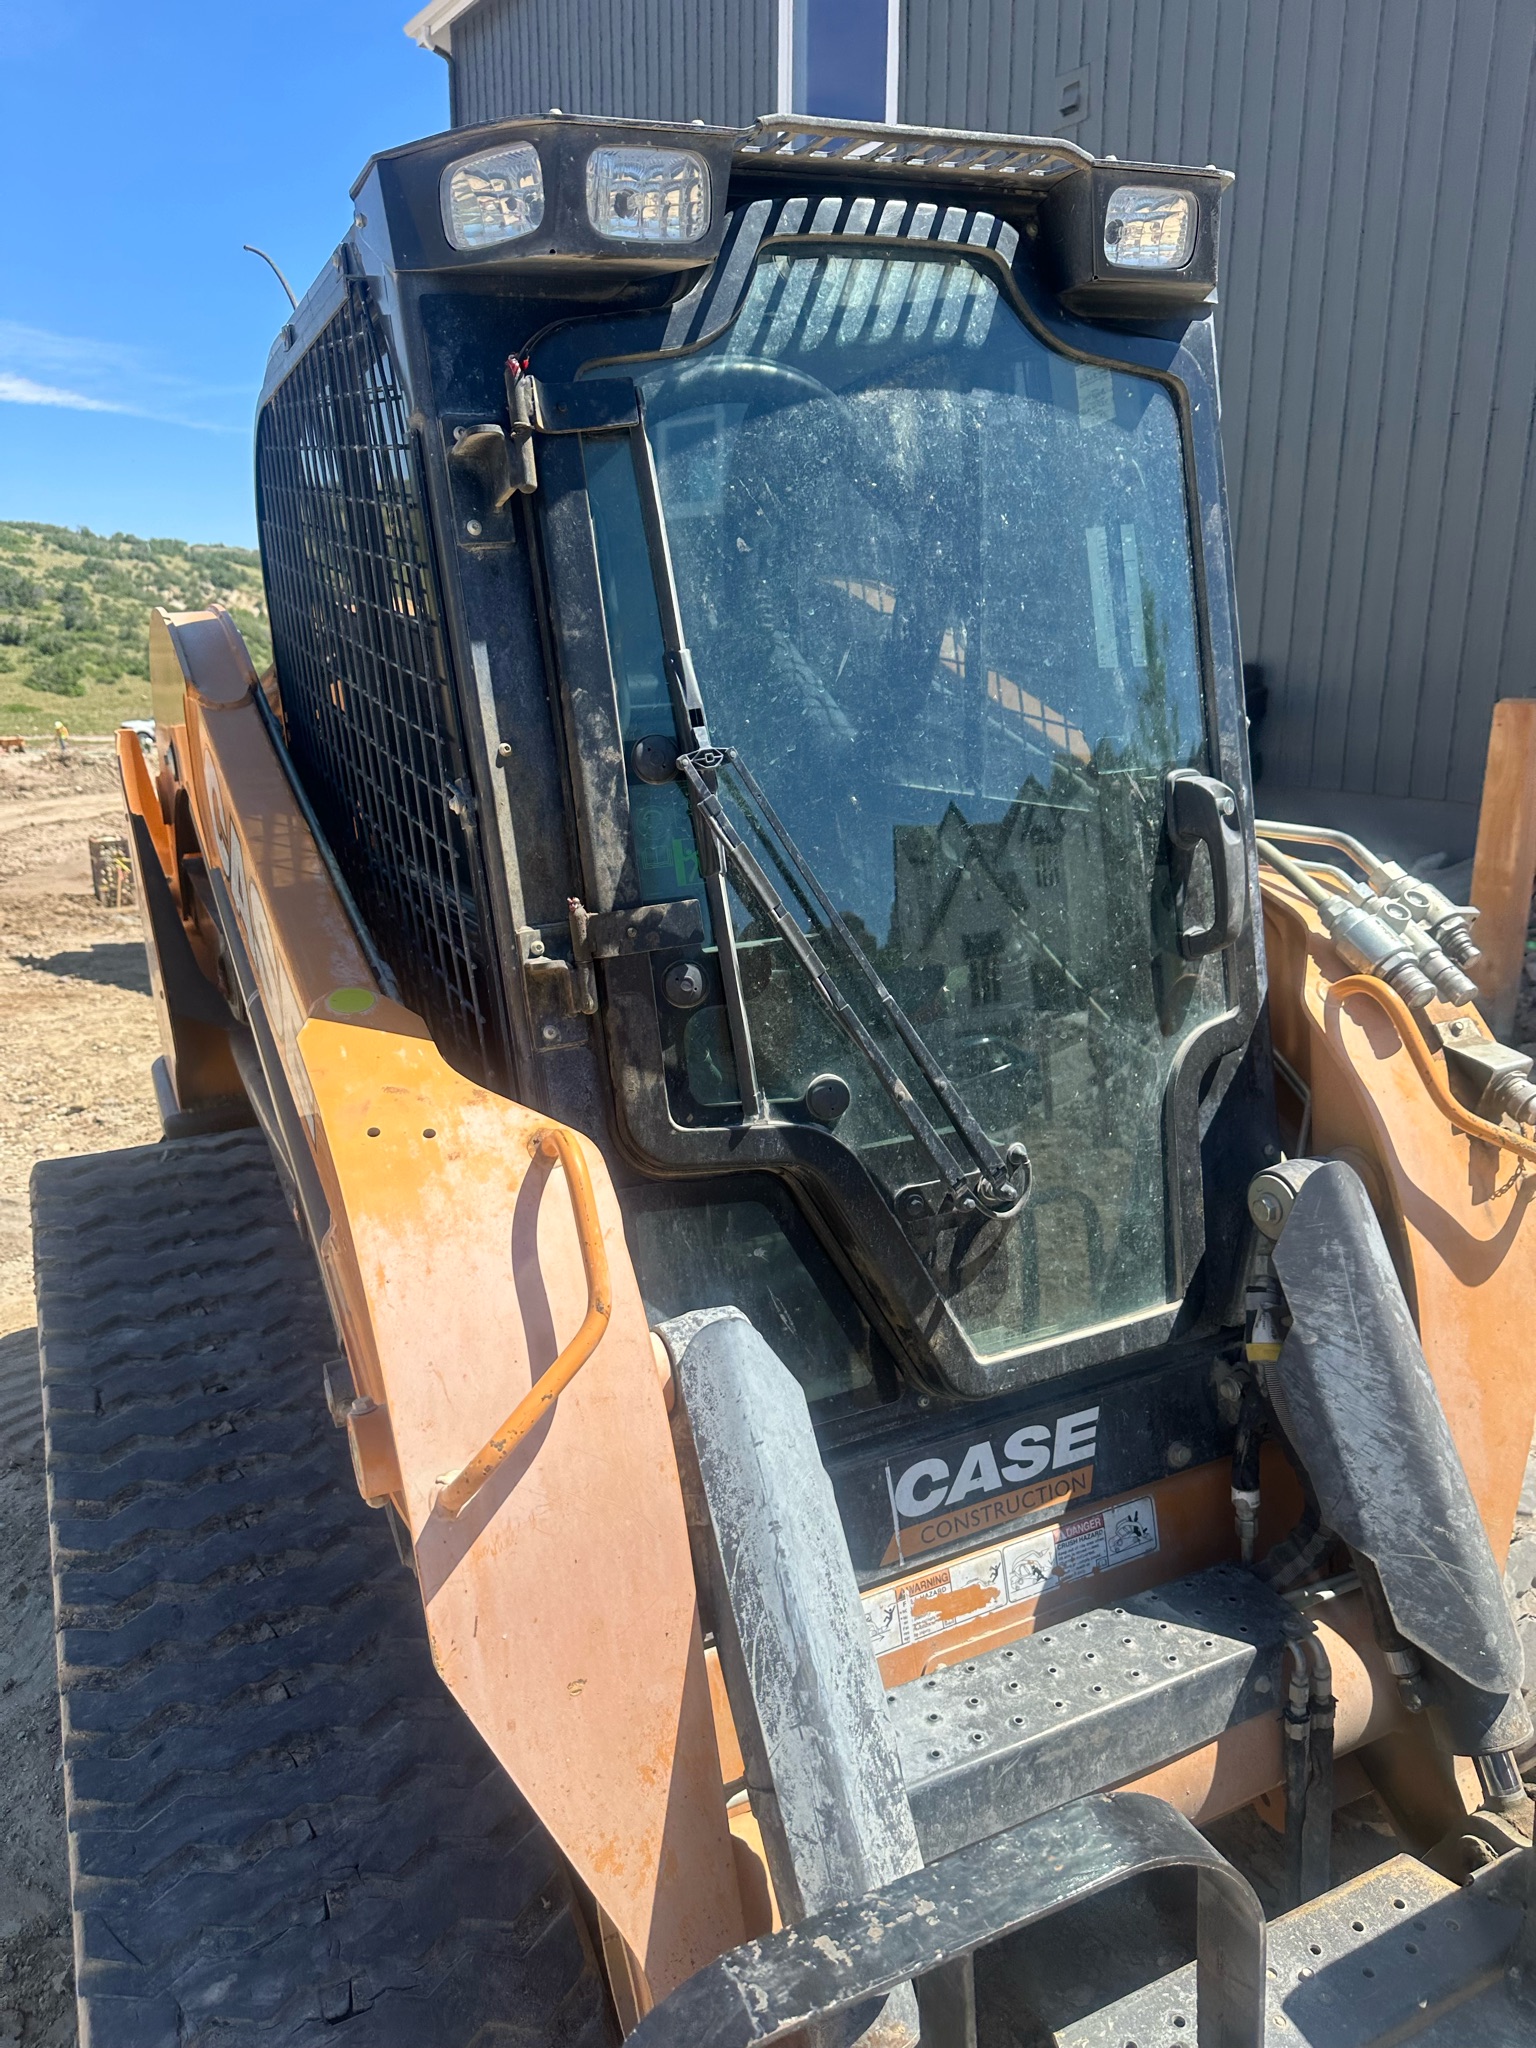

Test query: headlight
[585,146,710,244]
[441,143,545,251]
[1103,185,1197,270]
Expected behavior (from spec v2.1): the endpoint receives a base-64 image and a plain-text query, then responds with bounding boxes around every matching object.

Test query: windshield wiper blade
[676,746,1031,1219]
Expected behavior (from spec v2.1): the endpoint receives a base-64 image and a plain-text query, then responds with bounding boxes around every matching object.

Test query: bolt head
[540,1023,559,1043]
[465,519,483,538]
[496,741,513,761]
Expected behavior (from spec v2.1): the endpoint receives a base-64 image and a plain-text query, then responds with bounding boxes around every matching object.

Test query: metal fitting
[1481,1063,1536,1129]
[1376,868,1482,969]
[1256,824,1483,975]
[1473,1746,1529,1812]
[1321,901,1438,1008]
[1436,918,1482,968]
[1247,1158,1321,1238]
[1364,895,1480,1003]
[1284,1634,1313,1736]
[1438,1030,1536,1129]
[1382,1643,1427,1714]
[1416,943,1480,1007]
[1232,1486,1261,1566]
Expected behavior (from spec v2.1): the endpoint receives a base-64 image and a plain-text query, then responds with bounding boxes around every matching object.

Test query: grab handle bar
[438,1127,612,1518]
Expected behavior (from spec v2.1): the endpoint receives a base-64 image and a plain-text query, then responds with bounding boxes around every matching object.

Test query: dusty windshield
[585,242,1226,1357]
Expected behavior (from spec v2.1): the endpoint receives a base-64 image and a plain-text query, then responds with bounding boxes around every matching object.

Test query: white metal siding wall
[450,0,774,131]
[900,0,1536,809]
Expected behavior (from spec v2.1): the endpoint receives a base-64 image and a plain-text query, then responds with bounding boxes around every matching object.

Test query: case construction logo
[881,1405,1100,1566]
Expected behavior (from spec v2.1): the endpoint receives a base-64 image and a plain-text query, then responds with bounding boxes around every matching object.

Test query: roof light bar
[738,116,1087,186]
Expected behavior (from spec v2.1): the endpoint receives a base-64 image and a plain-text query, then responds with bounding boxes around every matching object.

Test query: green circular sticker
[326,987,377,1016]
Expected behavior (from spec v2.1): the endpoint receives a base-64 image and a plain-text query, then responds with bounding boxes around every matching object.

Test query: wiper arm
[676,746,1031,1219]
[623,398,1026,1216]
[626,408,765,1121]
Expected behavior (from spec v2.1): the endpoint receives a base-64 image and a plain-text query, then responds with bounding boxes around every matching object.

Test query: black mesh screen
[256,283,507,1082]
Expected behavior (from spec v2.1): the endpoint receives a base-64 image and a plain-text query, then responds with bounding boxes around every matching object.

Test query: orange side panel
[117,727,174,879]
[299,1022,743,1997]
[116,717,246,1109]
[160,609,743,2003]
[1264,881,1536,1562]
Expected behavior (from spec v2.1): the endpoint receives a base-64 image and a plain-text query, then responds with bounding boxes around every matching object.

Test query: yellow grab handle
[438,1127,613,1518]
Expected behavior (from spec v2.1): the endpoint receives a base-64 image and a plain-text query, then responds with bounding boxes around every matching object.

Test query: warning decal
[862,1494,1160,1657]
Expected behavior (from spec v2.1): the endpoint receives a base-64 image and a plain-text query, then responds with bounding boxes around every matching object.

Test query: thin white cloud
[0,320,141,378]
[0,371,131,413]
[0,320,244,433]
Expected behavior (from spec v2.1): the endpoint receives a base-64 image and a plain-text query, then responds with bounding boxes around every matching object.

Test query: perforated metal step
[1060,1851,1528,2047]
[891,1566,1291,1857]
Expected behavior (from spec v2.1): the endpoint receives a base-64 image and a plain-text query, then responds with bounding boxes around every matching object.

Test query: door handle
[438,1126,612,1519]
[1164,770,1248,959]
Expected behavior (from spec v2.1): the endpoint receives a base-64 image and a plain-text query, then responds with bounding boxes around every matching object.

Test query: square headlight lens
[586,146,710,244]
[1103,186,1197,270]
[442,143,545,251]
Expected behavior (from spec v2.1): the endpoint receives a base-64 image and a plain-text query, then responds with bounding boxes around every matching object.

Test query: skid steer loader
[33,111,1536,2046]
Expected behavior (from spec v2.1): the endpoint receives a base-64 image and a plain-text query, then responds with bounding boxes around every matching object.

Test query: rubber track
[35,1131,614,2048]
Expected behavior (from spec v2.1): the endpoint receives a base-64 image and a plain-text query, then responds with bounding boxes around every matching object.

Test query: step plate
[1060,1854,1525,2047]
[892,1566,1290,1859]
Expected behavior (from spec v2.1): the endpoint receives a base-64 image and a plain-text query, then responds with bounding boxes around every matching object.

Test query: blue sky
[0,5,448,547]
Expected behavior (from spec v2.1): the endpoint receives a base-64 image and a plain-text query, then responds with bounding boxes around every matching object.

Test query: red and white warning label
[862,1494,1159,1656]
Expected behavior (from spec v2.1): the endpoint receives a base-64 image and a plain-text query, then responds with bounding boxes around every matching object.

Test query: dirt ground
[0,742,162,1336]
[0,740,161,2045]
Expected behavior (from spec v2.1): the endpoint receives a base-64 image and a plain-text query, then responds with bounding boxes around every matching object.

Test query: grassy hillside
[0,523,271,736]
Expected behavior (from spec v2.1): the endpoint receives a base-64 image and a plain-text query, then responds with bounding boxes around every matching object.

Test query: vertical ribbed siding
[899,0,1536,809]
[450,0,774,130]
